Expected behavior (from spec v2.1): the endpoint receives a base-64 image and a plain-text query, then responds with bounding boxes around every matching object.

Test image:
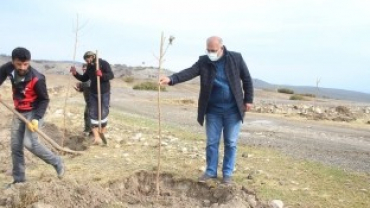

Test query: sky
[1,0,369,93]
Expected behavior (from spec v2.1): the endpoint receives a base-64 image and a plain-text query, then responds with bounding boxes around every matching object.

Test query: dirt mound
[42,122,89,151]
[63,135,90,151]
[109,170,257,208]
[0,171,269,208]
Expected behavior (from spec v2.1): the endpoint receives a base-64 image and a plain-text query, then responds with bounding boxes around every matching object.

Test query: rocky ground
[110,85,370,173]
[0,76,369,207]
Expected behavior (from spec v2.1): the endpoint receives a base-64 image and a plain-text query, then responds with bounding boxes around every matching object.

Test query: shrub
[133,82,166,91]
[123,76,134,83]
[277,88,294,94]
[289,95,307,101]
[335,106,350,114]
[299,93,316,98]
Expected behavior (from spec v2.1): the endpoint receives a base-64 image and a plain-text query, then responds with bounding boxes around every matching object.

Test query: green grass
[122,76,134,83]
[24,103,370,208]
[290,94,309,101]
[278,88,294,94]
[110,110,370,208]
[133,81,166,91]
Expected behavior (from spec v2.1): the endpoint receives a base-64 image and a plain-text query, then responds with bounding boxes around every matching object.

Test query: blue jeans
[11,112,62,182]
[205,112,242,177]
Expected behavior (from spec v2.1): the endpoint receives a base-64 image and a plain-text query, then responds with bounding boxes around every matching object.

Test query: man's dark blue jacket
[170,47,254,125]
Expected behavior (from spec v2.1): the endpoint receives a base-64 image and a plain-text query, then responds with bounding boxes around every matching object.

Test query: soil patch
[0,170,268,208]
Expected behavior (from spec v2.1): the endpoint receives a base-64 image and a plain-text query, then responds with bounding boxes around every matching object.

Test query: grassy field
[103,108,370,207]
[0,101,369,207]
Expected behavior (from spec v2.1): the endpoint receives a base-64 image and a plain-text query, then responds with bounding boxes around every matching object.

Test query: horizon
[1,54,369,95]
[1,0,369,93]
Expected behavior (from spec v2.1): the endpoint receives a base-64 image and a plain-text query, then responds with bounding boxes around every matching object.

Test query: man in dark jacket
[70,51,114,144]
[74,64,91,134]
[160,36,253,184]
[0,47,65,186]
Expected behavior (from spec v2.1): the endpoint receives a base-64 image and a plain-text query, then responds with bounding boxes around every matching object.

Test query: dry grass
[0,94,369,207]
[106,109,370,208]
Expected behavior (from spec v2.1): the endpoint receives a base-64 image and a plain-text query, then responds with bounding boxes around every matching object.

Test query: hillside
[253,79,370,103]
[1,55,369,103]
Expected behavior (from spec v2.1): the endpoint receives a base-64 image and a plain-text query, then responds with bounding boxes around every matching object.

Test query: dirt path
[109,87,370,173]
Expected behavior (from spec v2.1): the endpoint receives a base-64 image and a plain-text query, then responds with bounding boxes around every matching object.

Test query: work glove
[70,66,77,75]
[27,119,39,132]
[96,69,102,77]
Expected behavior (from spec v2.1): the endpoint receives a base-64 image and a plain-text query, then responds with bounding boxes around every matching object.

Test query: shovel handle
[0,100,83,155]
[96,50,102,133]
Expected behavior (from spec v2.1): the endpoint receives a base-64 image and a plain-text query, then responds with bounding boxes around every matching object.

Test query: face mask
[207,52,220,61]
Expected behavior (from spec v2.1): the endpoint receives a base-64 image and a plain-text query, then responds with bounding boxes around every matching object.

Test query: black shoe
[198,173,216,183]
[222,176,232,184]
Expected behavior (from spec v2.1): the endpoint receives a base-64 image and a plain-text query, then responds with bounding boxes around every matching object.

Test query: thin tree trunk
[156,32,165,196]
[63,14,79,147]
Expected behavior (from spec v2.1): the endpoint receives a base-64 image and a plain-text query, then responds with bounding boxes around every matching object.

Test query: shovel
[95,50,107,145]
[0,99,83,155]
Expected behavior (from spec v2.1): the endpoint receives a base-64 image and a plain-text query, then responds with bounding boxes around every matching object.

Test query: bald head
[206,36,224,61]
[206,36,223,45]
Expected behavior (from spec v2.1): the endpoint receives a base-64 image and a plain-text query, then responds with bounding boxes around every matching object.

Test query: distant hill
[0,55,172,78]
[1,55,369,103]
[253,79,370,103]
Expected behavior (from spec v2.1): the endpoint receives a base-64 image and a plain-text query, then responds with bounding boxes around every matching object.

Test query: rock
[269,200,284,208]
[131,133,142,141]
[290,180,299,185]
[242,152,249,158]
[335,106,350,114]
[210,203,219,208]
[27,203,54,208]
[247,195,257,208]
[114,144,121,149]
[168,136,179,142]
[161,141,168,146]
[255,107,262,113]
[247,173,254,180]
[115,138,123,143]
[203,200,211,207]
[278,180,286,186]
[180,147,188,153]
[199,166,206,172]
[54,109,63,115]
[314,107,322,114]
